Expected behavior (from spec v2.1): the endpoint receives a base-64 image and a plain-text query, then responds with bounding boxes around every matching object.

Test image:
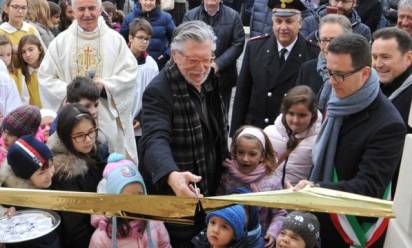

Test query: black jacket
[296,58,324,95]
[316,92,406,248]
[230,33,319,135]
[183,3,245,89]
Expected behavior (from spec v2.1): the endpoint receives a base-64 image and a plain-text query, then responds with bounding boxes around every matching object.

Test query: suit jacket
[317,92,406,248]
[230,33,319,135]
[296,58,324,95]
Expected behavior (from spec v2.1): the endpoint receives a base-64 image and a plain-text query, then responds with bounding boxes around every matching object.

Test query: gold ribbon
[0,187,394,224]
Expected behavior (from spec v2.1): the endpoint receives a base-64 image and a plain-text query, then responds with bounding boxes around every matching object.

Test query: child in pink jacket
[88,153,171,248]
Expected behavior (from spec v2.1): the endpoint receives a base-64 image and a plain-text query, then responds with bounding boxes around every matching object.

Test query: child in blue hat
[192,205,248,247]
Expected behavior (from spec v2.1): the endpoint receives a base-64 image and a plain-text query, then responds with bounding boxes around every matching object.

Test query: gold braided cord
[0,187,394,224]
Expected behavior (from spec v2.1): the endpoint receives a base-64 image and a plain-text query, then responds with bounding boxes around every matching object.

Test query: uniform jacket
[300,4,372,43]
[230,33,319,135]
[296,58,324,95]
[183,3,245,89]
[121,5,175,69]
[316,92,406,248]
[47,133,106,248]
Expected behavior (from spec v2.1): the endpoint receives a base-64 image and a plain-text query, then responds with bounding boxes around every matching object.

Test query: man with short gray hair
[397,0,412,36]
[139,21,228,246]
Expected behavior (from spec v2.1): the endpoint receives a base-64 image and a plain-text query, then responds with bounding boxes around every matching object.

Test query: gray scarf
[317,53,331,112]
[388,73,412,101]
[310,69,380,183]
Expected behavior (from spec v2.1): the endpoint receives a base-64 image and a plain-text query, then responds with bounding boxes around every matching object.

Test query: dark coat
[138,66,228,196]
[230,33,319,135]
[249,0,272,37]
[317,92,406,248]
[183,3,245,90]
[121,5,175,69]
[47,134,106,248]
[296,58,324,95]
[300,4,372,43]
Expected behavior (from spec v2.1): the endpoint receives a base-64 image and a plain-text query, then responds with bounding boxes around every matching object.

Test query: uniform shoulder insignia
[249,33,270,41]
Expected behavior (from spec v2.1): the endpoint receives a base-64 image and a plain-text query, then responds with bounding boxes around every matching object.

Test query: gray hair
[71,0,102,8]
[398,0,412,10]
[320,14,352,34]
[171,21,217,52]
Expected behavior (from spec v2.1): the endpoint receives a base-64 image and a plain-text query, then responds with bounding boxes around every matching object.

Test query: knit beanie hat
[103,153,146,194]
[40,109,57,119]
[206,205,246,241]
[7,135,53,179]
[281,211,320,248]
[2,105,41,137]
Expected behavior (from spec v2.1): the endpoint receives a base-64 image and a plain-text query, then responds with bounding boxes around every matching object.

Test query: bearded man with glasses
[139,21,228,247]
[292,33,406,248]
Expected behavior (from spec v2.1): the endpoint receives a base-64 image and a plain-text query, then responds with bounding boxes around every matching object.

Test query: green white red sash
[329,169,391,247]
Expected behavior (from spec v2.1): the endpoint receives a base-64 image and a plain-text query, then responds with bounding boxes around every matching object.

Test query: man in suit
[293,33,406,248]
[231,0,319,135]
[296,14,352,97]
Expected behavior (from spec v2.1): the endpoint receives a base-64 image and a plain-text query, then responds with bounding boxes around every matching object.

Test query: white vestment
[38,17,138,163]
[0,60,21,117]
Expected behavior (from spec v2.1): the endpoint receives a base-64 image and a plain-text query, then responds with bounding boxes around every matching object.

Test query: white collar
[28,66,38,75]
[0,21,32,33]
[277,37,298,53]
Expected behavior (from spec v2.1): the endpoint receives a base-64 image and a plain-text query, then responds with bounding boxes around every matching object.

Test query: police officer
[231,0,319,135]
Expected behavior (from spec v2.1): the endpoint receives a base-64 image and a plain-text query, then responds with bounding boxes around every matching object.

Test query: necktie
[279,48,288,67]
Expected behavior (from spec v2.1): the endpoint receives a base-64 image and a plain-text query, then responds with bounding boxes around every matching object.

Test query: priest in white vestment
[38,0,138,163]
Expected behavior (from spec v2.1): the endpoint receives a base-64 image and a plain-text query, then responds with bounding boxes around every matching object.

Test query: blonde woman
[27,0,55,47]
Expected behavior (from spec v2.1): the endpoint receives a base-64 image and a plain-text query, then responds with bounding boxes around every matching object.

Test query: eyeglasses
[318,38,335,45]
[71,128,97,143]
[134,35,151,43]
[9,4,27,11]
[178,51,215,66]
[327,67,364,83]
[330,0,354,4]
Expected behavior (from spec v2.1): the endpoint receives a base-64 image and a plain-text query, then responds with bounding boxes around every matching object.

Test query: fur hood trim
[47,133,89,180]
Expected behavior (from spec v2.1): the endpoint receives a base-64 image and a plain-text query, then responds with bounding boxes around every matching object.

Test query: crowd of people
[0,0,411,247]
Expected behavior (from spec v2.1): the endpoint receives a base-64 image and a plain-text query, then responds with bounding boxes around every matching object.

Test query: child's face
[0,44,13,67]
[285,103,314,134]
[1,130,18,150]
[30,164,55,188]
[78,98,99,120]
[121,182,144,195]
[6,0,28,25]
[71,118,96,154]
[21,43,42,68]
[207,216,235,248]
[276,229,306,248]
[51,13,61,26]
[129,30,151,54]
[235,137,264,173]
[40,116,54,141]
